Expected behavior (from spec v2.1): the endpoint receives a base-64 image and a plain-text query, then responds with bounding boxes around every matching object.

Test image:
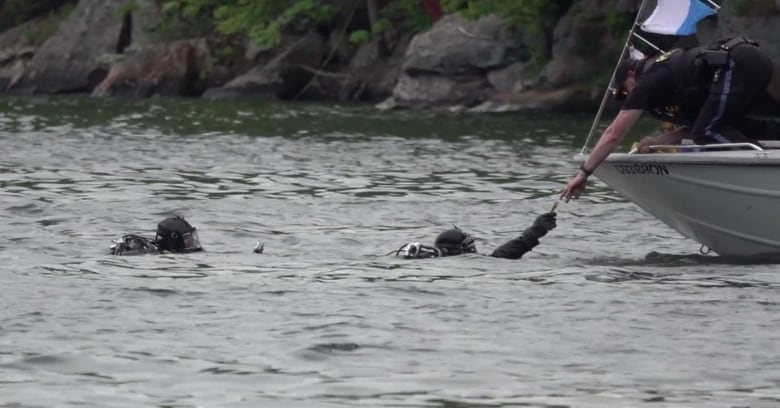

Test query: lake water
[2,96,780,408]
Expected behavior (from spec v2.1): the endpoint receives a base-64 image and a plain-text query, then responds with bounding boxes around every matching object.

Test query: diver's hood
[434,227,476,256]
[155,216,203,253]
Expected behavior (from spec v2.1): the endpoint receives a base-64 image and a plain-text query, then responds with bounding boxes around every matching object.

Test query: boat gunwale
[572,151,780,166]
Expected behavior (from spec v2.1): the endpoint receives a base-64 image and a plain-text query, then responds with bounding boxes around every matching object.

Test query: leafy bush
[158,0,335,47]
[731,0,778,15]
[0,0,74,33]
[441,0,573,33]
[349,29,373,45]
[21,2,76,46]
[382,0,435,32]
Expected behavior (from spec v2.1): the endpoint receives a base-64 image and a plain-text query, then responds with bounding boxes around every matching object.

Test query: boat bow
[574,148,780,256]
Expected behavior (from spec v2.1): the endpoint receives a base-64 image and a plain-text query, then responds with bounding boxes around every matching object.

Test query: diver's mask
[155,216,203,253]
[396,242,442,259]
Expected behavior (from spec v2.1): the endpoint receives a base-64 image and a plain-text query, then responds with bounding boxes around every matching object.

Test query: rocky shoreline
[1,0,779,113]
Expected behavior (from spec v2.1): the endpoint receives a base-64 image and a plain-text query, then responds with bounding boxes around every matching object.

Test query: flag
[640,0,716,36]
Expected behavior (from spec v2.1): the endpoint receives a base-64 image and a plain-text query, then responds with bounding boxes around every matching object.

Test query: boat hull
[577,151,780,256]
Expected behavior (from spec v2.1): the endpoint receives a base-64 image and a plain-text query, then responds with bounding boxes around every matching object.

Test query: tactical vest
[645,37,758,125]
[644,48,707,124]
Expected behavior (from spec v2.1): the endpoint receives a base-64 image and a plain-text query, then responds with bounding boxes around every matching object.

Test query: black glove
[530,212,557,238]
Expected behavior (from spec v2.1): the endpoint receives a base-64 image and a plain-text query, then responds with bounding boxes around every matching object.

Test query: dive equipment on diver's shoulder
[110,234,160,255]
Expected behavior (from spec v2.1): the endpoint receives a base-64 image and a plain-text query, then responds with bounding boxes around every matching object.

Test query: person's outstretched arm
[560,109,642,201]
[490,212,557,259]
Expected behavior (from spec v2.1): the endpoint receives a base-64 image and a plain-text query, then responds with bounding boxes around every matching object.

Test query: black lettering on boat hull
[613,164,670,175]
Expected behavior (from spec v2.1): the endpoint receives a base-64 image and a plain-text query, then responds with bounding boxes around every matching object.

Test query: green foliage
[373,17,392,33]
[349,29,372,44]
[158,0,335,47]
[0,0,76,33]
[20,2,75,46]
[346,0,434,46]
[605,10,631,35]
[732,0,777,15]
[440,0,574,67]
[150,13,214,41]
[440,0,488,19]
[382,0,434,32]
[349,17,393,44]
[0,0,35,30]
[118,0,140,16]
[441,0,571,32]
[211,43,241,65]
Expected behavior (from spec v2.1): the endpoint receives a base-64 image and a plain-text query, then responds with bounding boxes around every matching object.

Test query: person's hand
[532,212,557,236]
[560,172,588,202]
[636,136,657,154]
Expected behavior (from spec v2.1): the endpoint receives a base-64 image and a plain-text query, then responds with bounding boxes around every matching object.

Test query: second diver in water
[110,216,204,255]
[395,212,557,259]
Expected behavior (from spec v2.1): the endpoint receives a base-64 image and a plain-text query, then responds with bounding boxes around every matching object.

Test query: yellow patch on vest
[654,49,680,63]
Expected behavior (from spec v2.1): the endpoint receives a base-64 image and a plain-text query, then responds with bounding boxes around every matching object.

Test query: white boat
[573,143,780,256]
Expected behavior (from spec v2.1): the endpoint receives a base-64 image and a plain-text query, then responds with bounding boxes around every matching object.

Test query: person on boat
[561,36,778,201]
[110,215,203,255]
[394,212,556,259]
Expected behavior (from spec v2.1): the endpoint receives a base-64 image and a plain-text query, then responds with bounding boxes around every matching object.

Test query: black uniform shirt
[622,61,701,126]
[622,66,671,111]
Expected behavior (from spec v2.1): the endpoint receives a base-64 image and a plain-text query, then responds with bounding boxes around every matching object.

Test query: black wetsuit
[623,39,777,144]
[489,227,545,259]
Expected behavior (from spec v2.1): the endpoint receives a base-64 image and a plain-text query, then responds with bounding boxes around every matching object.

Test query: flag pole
[702,0,721,10]
[579,0,654,154]
[631,31,663,54]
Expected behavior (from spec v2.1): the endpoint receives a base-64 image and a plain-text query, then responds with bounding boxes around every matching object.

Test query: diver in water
[395,212,557,259]
[110,216,204,255]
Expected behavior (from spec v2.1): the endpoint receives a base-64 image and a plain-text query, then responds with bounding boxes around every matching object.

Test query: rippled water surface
[2,96,780,408]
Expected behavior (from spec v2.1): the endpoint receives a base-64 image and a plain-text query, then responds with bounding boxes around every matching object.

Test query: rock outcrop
[381,13,529,110]
[0,21,40,91]
[1,0,780,113]
[7,0,163,94]
[92,39,212,98]
[203,33,328,100]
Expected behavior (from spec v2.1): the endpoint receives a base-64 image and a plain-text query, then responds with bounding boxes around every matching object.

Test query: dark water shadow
[581,251,780,289]
[577,251,780,287]
[426,398,566,408]
[590,250,780,267]
[583,269,780,288]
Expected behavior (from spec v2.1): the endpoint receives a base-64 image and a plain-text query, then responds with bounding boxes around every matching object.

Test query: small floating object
[253,241,264,254]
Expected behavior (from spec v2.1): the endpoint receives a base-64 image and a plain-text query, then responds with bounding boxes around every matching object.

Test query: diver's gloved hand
[530,212,557,238]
